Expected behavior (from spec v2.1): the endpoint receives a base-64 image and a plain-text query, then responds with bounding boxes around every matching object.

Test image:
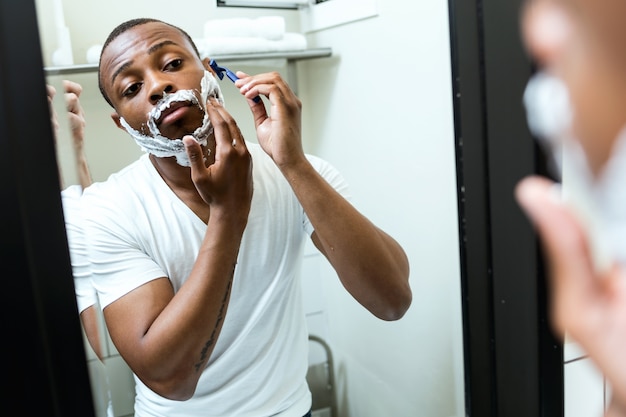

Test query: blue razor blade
[209,59,261,103]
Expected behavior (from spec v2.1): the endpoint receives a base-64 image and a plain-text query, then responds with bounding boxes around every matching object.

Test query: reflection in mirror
[44,70,115,417]
[36,1,466,416]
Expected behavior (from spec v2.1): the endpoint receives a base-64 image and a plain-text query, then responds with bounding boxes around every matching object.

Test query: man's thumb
[515,175,595,287]
[183,136,204,168]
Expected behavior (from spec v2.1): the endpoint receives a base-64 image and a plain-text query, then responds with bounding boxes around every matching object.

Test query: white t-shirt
[62,184,97,313]
[81,143,350,417]
[63,184,115,417]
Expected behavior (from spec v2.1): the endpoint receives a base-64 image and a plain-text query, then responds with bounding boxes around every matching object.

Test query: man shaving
[82,17,411,417]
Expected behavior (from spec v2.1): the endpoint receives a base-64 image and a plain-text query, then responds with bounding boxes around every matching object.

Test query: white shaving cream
[119,70,224,167]
[523,71,572,175]
[524,71,626,269]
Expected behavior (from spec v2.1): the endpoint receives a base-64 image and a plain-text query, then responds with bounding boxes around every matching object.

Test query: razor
[209,59,261,103]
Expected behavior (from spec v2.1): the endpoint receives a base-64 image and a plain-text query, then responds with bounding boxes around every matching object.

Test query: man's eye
[165,59,183,70]
[123,83,141,97]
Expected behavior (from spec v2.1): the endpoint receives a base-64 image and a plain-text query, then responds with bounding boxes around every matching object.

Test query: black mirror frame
[448,0,564,416]
[0,1,96,415]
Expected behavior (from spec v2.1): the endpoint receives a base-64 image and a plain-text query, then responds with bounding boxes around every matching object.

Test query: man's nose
[521,0,572,68]
[148,78,174,103]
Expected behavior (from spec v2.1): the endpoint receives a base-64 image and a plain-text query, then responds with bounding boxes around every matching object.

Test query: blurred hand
[62,80,86,153]
[515,175,626,413]
[47,84,60,134]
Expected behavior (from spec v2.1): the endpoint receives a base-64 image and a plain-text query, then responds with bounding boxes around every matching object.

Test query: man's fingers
[515,176,592,277]
[206,98,246,154]
[64,91,83,115]
[63,79,83,97]
[183,136,206,170]
[515,176,598,330]
[47,84,57,100]
[61,80,84,117]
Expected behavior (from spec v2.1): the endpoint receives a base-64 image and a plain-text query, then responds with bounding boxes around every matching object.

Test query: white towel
[196,33,307,58]
[204,16,286,41]
[86,44,103,64]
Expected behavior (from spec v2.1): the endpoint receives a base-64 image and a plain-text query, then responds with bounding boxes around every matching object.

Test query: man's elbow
[376,287,412,321]
[147,379,197,401]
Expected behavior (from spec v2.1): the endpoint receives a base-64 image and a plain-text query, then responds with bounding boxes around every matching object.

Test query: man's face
[522,0,626,174]
[100,22,208,140]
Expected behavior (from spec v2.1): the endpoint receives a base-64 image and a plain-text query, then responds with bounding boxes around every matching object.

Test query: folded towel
[86,44,103,64]
[204,16,286,41]
[196,32,307,57]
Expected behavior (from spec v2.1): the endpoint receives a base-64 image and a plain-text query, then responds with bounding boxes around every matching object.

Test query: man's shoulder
[81,155,153,210]
[88,156,149,191]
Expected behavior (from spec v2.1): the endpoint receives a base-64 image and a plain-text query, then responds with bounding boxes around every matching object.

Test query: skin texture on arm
[80,306,104,360]
[235,71,412,321]
[63,80,93,190]
[48,80,93,189]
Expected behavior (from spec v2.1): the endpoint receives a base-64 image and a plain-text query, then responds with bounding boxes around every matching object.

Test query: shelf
[44,47,332,76]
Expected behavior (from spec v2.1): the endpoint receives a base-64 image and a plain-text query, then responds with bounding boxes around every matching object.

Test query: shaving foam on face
[523,71,572,176]
[119,70,224,167]
[524,71,626,270]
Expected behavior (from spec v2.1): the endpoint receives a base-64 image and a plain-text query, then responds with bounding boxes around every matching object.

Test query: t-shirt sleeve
[62,185,98,313]
[81,185,166,309]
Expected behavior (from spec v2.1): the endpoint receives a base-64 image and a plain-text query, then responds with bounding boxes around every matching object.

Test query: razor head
[209,59,226,80]
[208,59,262,103]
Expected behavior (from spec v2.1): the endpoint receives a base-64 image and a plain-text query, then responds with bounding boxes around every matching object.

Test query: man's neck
[149,153,196,191]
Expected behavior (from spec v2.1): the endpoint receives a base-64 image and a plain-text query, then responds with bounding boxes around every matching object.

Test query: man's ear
[111,112,126,131]
[203,57,216,76]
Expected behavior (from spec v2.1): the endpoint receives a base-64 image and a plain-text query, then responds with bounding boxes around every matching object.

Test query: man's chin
[155,127,196,141]
[164,120,205,140]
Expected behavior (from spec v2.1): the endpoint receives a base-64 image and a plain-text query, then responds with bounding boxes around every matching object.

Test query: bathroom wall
[37,1,465,416]
[296,1,464,416]
[563,340,607,417]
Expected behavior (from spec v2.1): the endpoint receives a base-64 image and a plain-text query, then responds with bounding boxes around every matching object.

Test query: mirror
[35,1,466,416]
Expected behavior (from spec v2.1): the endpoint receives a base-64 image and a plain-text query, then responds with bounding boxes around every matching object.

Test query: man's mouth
[155,101,191,126]
[146,89,202,137]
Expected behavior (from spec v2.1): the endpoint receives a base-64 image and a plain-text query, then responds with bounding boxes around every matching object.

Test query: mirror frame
[1,1,95,415]
[449,0,564,415]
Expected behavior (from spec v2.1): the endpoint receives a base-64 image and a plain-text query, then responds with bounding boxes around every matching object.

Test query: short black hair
[98,18,201,108]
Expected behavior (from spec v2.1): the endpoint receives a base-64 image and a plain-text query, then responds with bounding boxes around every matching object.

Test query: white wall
[296,2,464,416]
[563,340,607,417]
[38,1,465,416]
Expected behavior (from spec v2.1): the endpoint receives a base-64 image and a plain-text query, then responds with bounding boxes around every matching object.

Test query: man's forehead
[107,22,188,55]
[100,23,190,77]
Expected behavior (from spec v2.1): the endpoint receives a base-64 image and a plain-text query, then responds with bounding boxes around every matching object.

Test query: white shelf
[44,47,332,76]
